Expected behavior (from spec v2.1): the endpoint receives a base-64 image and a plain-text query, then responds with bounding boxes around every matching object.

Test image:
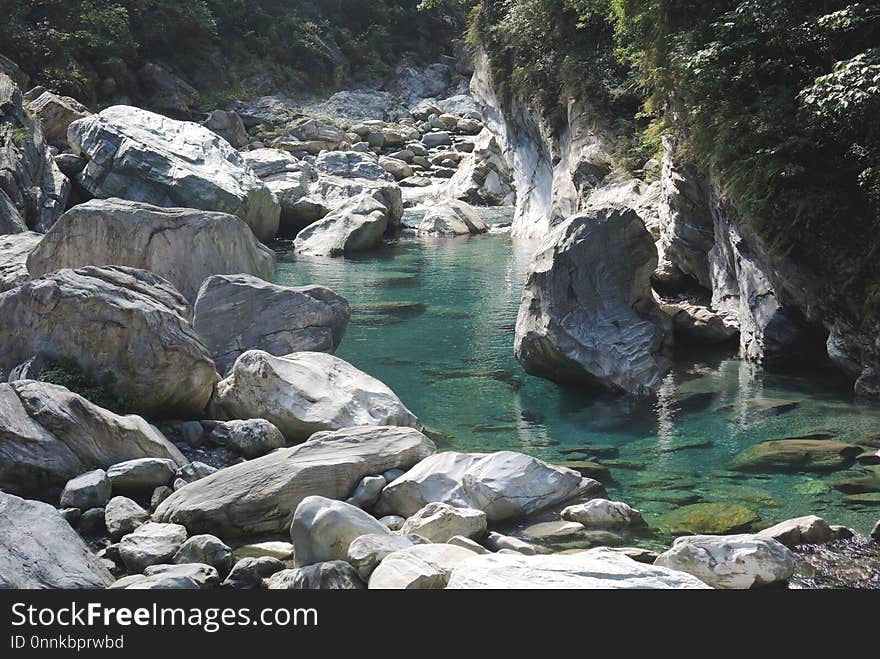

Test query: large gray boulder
[0,492,114,588]
[205,419,286,459]
[0,266,219,418]
[67,105,280,241]
[154,426,436,538]
[418,200,488,236]
[654,534,797,589]
[515,207,673,396]
[0,380,185,496]
[368,543,478,590]
[290,496,389,567]
[241,149,313,235]
[117,521,188,573]
[0,74,69,233]
[310,174,404,230]
[315,151,391,181]
[27,199,276,301]
[399,502,487,543]
[0,232,41,292]
[446,547,711,589]
[210,350,421,442]
[193,274,350,373]
[59,469,111,510]
[376,450,602,522]
[294,194,389,257]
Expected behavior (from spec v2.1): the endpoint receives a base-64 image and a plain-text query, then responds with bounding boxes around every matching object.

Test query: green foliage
[11,127,29,147]
[38,358,133,414]
[0,1,469,104]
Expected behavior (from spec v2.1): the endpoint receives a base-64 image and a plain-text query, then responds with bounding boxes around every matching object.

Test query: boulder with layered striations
[0,380,185,496]
[210,350,420,442]
[0,492,114,588]
[0,266,219,418]
[67,105,279,241]
[515,207,673,396]
[0,74,69,234]
[27,199,275,301]
[154,426,436,538]
[193,274,350,373]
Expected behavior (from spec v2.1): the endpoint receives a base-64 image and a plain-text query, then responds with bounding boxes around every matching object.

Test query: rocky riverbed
[1,54,879,590]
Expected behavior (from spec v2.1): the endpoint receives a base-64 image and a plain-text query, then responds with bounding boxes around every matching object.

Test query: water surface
[275,210,880,541]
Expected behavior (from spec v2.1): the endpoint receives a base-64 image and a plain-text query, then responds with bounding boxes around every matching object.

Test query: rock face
[368,543,478,589]
[446,547,711,589]
[515,207,673,396]
[654,534,797,589]
[0,232,41,292]
[68,105,280,241]
[0,380,185,495]
[0,74,69,233]
[418,201,488,236]
[729,440,862,473]
[0,266,219,418]
[399,502,487,543]
[0,492,114,588]
[154,426,436,538]
[376,450,601,522]
[290,496,390,567]
[27,199,276,301]
[210,350,421,442]
[294,194,389,257]
[193,274,350,373]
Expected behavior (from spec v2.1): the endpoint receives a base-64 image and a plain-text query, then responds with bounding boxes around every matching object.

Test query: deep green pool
[275,209,880,540]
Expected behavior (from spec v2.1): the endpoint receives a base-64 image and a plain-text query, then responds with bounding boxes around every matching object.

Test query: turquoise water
[275,210,880,542]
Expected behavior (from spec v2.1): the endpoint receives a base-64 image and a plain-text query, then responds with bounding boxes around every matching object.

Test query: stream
[275,208,880,550]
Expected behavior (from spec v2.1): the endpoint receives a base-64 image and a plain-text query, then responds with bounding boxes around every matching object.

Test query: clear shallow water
[275,210,880,542]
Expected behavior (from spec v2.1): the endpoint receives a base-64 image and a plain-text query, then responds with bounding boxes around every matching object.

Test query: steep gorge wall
[471,48,879,398]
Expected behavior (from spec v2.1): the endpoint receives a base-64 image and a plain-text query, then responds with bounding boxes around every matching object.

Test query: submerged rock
[210,350,421,442]
[27,199,276,302]
[376,450,602,522]
[0,492,114,588]
[655,534,797,589]
[446,547,710,589]
[193,274,350,373]
[656,502,760,535]
[0,380,185,495]
[730,440,862,473]
[515,207,672,396]
[154,426,436,538]
[68,105,279,241]
[0,266,219,418]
